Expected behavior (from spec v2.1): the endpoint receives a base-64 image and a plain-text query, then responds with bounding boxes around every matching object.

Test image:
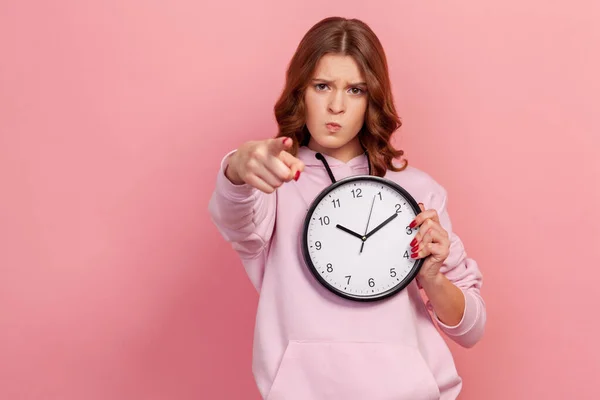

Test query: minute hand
[365,213,399,239]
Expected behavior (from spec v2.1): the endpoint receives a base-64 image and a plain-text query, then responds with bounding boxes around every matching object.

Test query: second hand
[361,194,377,254]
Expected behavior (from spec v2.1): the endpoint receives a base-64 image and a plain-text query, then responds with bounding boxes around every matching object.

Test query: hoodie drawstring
[314,151,372,184]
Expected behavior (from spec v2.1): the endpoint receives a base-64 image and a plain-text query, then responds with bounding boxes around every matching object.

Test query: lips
[326,122,342,132]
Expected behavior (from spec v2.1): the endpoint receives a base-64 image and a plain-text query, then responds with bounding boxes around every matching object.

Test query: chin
[312,132,355,149]
[313,138,349,151]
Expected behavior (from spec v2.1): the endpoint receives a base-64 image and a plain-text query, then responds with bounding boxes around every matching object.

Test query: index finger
[279,151,305,181]
[266,137,292,155]
[410,206,440,228]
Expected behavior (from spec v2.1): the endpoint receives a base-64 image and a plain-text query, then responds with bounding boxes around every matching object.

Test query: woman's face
[304,53,368,162]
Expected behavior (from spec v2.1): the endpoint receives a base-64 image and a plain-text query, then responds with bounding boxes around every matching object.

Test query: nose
[327,90,345,114]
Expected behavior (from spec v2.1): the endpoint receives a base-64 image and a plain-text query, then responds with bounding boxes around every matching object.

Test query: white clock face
[303,177,421,301]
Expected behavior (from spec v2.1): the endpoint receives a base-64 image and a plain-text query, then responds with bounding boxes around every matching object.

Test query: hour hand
[365,213,398,239]
[336,224,364,240]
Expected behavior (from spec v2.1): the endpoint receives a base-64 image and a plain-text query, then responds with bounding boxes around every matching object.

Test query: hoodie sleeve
[207,150,276,291]
[423,182,487,348]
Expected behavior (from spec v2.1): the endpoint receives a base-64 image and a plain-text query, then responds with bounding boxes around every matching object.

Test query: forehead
[312,54,365,82]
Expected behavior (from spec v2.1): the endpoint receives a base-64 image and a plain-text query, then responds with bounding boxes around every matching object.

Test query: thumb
[418,202,425,213]
[267,136,293,155]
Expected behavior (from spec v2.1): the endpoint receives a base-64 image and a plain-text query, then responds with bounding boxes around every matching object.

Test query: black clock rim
[301,174,425,302]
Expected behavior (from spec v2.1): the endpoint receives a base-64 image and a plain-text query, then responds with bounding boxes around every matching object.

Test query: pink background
[1,1,599,399]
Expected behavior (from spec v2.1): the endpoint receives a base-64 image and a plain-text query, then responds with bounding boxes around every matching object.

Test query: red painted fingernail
[411,253,419,258]
[294,171,300,181]
[411,245,419,252]
[410,238,417,247]
[409,220,417,229]
[284,137,291,145]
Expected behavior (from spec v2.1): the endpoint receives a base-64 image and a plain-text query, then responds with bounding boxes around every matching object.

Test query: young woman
[208,16,486,400]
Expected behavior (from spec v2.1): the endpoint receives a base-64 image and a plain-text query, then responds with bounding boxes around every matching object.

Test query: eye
[315,83,329,91]
[349,87,364,95]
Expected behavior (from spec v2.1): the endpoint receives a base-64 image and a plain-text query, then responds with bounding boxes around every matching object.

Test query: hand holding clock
[410,203,451,282]
[409,203,465,326]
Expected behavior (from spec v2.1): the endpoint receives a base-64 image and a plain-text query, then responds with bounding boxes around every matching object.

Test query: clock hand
[360,194,377,254]
[364,194,376,235]
[365,213,399,239]
[335,224,365,241]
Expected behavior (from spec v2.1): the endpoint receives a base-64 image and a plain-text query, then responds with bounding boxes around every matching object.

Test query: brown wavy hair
[273,16,407,177]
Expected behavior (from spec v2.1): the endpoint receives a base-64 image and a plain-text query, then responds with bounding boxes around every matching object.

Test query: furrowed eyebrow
[312,78,367,87]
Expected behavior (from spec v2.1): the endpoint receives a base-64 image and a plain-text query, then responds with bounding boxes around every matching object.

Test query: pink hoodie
[208,146,486,400]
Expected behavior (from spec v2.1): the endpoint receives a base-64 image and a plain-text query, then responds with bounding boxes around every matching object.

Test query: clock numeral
[315,241,322,250]
[403,251,409,259]
[332,198,341,208]
[390,268,397,277]
[327,263,333,273]
[377,192,383,201]
[319,216,330,226]
[368,278,375,287]
[395,204,401,213]
[406,226,413,235]
[351,188,363,198]
[345,275,351,284]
